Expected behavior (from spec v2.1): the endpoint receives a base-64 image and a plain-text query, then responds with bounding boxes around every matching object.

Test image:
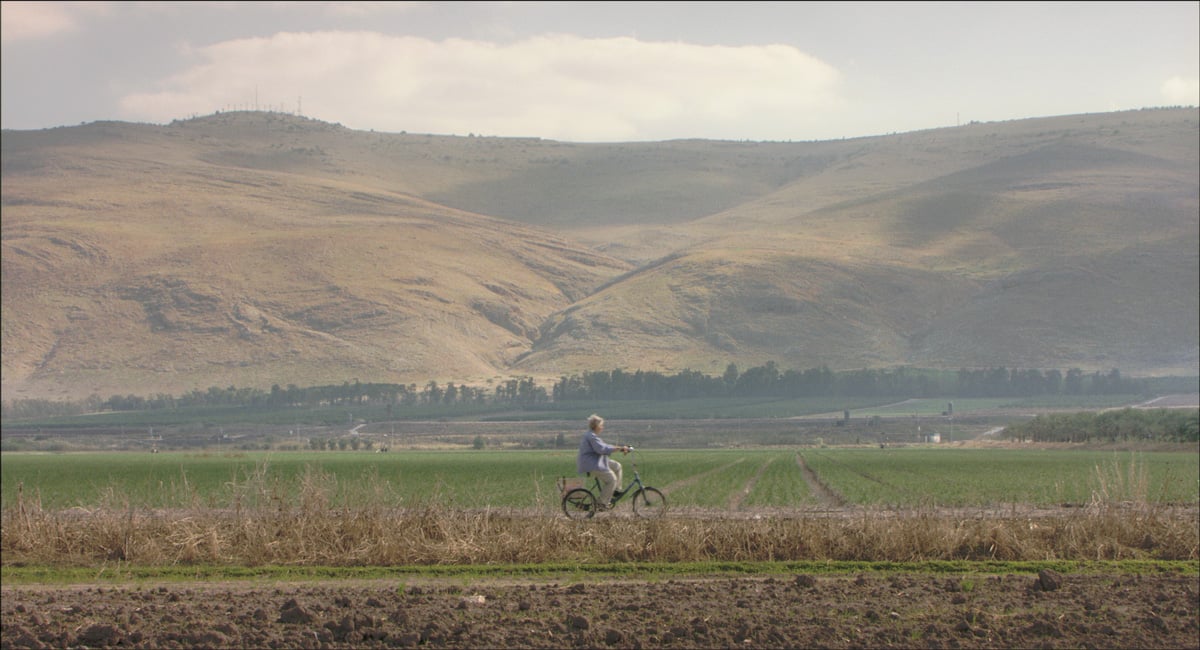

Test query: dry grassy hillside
[518,110,1199,377]
[2,108,1197,400]
[1,118,631,400]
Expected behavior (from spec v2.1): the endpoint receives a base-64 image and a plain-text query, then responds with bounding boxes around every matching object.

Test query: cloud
[0,1,87,42]
[315,1,422,18]
[117,32,842,141]
[1161,76,1200,106]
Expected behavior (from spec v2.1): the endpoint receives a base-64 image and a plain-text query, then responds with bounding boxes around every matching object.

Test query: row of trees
[1005,408,1199,443]
[551,364,1148,401]
[308,436,378,451]
[93,376,551,413]
[1,363,1182,419]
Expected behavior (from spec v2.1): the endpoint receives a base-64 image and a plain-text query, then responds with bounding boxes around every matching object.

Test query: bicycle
[559,447,667,519]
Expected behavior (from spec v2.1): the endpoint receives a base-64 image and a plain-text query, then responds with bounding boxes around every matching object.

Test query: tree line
[1005,408,1199,443]
[551,364,1150,401]
[2,363,1181,420]
[75,376,550,413]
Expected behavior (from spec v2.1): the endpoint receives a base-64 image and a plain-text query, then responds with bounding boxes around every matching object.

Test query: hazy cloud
[117,32,842,141]
[1162,76,1200,105]
[316,1,422,18]
[0,1,92,42]
[4,2,1195,140]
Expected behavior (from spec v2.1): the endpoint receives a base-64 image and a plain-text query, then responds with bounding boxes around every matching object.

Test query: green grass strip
[3,559,1195,586]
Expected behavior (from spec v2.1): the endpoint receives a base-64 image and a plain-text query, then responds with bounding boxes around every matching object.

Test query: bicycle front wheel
[562,488,597,519]
[631,487,667,518]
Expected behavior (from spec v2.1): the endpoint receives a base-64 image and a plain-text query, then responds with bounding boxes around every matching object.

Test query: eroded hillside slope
[1,122,630,399]
[519,115,1199,376]
[2,108,1196,400]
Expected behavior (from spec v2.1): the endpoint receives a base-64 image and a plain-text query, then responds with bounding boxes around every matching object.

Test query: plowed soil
[3,570,1197,649]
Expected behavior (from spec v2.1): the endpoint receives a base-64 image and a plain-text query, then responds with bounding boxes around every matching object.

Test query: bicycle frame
[587,465,645,505]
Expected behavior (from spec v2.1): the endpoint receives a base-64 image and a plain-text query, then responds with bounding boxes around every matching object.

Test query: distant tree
[424,381,443,404]
[723,363,739,393]
[1044,369,1063,395]
[1065,368,1084,395]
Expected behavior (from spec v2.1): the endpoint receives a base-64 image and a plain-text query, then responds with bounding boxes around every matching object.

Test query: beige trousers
[593,459,623,503]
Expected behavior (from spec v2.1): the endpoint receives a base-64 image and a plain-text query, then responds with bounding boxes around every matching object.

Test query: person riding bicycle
[576,414,630,509]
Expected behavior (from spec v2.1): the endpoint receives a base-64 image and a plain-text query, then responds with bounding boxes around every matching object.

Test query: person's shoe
[594,503,609,512]
[612,489,624,499]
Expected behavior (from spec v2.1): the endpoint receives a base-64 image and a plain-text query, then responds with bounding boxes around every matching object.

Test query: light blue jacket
[577,429,616,474]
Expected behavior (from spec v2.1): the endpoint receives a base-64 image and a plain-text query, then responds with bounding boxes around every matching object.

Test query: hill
[2,108,1197,400]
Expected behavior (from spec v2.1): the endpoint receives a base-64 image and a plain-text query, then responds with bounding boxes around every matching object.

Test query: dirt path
[796,453,847,508]
[1130,393,1200,409]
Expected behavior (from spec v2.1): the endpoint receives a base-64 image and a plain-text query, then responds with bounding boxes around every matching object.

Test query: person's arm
[587,432,631,455]
[587,433,617,456]
[598,438,632,455]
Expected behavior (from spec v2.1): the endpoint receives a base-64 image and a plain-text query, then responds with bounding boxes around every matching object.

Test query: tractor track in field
[795,452,848,508]
[655,457,746,496]
[726,456,774,511]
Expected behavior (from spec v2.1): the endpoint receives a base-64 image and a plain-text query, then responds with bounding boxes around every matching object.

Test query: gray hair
[587,414,604,430]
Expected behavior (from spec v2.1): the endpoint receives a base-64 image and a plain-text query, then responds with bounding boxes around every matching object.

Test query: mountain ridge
[2,108,1196,401]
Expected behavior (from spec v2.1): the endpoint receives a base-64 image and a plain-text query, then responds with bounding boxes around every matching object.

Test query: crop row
[800,448,1200,507]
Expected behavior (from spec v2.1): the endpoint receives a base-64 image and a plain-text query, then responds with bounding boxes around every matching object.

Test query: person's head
[587,414,604,432]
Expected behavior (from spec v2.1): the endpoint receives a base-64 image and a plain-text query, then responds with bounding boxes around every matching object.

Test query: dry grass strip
[4,499,1195,567]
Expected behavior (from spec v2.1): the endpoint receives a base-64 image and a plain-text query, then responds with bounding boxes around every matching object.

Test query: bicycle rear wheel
[562,488,597,519]
[631,487,667,517]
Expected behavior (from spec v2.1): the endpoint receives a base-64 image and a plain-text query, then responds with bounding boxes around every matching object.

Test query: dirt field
[3,570,1197,649]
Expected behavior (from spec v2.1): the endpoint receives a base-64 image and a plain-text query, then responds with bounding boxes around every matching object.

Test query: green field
[800,448,1199,507]
[3,447,1196,511]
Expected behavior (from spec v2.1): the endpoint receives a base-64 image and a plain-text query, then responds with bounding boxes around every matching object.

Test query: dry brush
[3,468,1196,567]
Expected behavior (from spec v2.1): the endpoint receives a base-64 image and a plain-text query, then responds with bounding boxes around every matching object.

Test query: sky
[2,1,1197,143]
